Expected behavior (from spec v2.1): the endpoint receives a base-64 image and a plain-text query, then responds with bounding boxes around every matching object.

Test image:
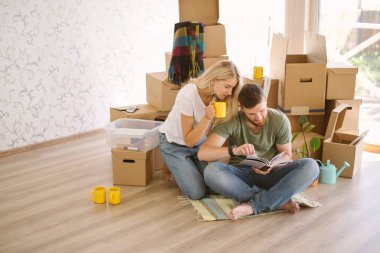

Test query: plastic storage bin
[105,118,163,151]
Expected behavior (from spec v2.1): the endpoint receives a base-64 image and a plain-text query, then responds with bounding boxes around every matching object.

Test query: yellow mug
[108,187,121,205]
[214,102,226,119]
[253,66,263,79]
[89,186,106,204]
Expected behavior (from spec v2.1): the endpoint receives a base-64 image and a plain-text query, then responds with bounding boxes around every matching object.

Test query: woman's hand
[233,144,256,157]
[204,103,215,121]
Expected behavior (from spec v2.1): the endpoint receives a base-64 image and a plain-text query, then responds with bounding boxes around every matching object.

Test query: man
[198,83,319,220]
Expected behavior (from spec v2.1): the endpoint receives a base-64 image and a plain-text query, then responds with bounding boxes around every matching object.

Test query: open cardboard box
[322,104,368,178]
[270,32,327,115]
[325,99,361,131]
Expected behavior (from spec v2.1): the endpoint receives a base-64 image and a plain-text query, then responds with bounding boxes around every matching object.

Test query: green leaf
[292,132,301,143]
[299,115,308,127]
[304,124,316,133]
[310,137,321,152]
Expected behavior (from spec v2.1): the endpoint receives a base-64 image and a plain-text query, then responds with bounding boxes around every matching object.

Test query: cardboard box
[204,24,227,57]
[179,0,219,25]
[325,99,361,131]
[151,146,164,171]
[112,147,164,186]
[292,132,324,160]
[178,0,226,57]
[242,76,279,109]
[322,104,367,178]
[326,62,358,100]
[288,115,326,136]
[270,32,327,114]
[204,55,229,69]
[110,104,169,122]
[165,52,228,72]
[146,72,182,111]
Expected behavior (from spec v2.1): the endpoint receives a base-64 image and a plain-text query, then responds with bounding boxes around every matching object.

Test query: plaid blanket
[168,21,205,85]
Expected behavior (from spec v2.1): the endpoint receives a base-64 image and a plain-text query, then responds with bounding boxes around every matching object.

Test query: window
[319,0,380,147]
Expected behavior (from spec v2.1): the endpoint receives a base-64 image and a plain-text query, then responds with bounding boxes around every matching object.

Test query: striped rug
[181,192,321,221]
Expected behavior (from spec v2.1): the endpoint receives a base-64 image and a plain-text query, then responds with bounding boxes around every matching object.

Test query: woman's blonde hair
[194,60,242,127]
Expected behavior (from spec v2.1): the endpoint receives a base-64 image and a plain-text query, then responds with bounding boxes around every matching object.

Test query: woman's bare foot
[280,199,300,214]
[230,203,254,220]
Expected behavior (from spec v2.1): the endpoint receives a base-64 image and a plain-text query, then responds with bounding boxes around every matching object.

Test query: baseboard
[0,128,105,158]
[364,143,380,154]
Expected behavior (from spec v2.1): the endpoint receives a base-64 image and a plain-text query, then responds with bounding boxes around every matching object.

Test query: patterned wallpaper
[0,0,177,151]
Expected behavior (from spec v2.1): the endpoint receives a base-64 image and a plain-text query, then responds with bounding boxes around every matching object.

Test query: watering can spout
[336,161,350,177]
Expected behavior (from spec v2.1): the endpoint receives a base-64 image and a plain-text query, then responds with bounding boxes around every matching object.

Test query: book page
[270,151,292,166]
[239,159,269,169]
[239,152,292,170]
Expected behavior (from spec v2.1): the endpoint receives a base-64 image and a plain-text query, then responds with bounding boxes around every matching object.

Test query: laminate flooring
[1,132,380,253]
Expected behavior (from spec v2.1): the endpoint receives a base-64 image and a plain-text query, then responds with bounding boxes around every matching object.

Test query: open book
[238,151,292,171]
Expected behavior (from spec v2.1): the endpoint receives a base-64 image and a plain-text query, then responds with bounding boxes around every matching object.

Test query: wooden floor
[1,133,380,253]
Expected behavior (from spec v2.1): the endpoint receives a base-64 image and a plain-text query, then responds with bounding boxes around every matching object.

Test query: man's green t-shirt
[213,108,291,165]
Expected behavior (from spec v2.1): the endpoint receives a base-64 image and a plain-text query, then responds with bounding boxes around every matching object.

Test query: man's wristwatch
[228,145,236,157]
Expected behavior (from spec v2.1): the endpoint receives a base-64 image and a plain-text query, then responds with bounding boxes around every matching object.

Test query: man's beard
[245,114,267,127]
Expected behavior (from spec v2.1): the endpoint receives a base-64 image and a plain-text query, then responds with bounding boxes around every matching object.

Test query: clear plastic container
[105,118,163,151]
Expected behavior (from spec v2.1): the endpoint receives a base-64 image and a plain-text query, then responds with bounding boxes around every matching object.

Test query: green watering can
[319,160,350,184]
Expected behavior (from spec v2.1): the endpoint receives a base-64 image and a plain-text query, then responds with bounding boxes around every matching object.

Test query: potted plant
[291,115,322,187]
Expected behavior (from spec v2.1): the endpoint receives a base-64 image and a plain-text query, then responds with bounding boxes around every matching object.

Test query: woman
[159,60,242,200]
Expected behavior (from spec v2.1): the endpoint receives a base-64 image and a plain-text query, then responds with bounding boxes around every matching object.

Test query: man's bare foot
[230,203,254,220]
[280,199,300,214]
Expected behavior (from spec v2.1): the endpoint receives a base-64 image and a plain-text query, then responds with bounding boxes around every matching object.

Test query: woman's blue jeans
[204,158,319,214]
[159,133,208,200]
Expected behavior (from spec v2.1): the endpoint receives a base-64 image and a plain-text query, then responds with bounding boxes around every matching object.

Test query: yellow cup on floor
[253,66,263,79]
[108,187,121,205]
[89,186,106,204]
[214,102,226,119]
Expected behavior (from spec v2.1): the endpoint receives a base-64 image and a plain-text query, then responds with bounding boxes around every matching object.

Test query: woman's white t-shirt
[159,83,208,145]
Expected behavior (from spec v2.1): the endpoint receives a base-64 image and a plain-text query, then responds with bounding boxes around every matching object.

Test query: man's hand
[253,167,273,175]
[233,144,256,157]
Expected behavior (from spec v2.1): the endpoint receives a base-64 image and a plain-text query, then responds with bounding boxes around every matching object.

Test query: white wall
[0,0,177,151]
[219,0,284,76]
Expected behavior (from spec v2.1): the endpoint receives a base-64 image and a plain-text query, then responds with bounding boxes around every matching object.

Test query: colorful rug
[180,192,321,221]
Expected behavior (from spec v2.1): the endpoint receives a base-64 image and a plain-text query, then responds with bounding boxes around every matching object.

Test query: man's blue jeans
[159,133,208,200]
[204,158,319,214]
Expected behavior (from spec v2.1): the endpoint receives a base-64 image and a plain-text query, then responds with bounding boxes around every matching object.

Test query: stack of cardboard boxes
[110,0,230,186]
[270,32,365,178]
[110,16,365,185]
[165,0,228,73]
[149,0,228,112]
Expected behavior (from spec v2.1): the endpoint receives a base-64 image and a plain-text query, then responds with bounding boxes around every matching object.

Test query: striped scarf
[168,21,204,85]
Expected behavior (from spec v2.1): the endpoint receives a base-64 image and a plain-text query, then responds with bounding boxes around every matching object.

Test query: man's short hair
[238,83,266,108]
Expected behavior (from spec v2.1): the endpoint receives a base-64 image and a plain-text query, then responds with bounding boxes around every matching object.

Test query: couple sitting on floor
[158,60,319,220]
